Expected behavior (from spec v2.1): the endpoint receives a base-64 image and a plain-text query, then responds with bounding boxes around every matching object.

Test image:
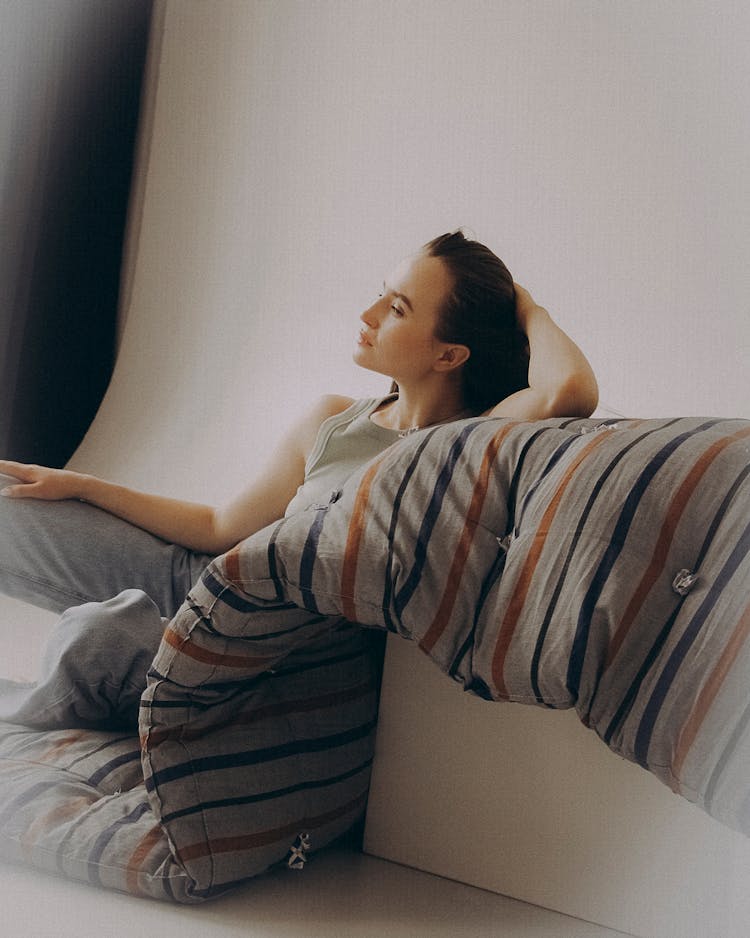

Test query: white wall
[8,1,749,934]
[69,0,750,500]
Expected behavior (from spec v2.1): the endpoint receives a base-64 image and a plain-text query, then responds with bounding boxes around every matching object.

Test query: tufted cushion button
[672,569,698,596]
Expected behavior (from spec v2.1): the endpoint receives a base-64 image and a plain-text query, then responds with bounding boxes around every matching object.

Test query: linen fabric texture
[1,414,749,901]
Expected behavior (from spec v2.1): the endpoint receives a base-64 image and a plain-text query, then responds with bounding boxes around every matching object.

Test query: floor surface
[1,847,630,938]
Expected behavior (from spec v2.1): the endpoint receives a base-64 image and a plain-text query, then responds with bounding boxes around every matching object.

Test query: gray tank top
[284,396,400,516]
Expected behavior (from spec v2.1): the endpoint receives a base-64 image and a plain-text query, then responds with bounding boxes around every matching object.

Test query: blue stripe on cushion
[633,516,750,767]
[160,756,374,823]
[145,717,378,790]
[566,420,720,701]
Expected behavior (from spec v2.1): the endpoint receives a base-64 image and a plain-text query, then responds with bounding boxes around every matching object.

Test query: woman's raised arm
[485,284,598,420]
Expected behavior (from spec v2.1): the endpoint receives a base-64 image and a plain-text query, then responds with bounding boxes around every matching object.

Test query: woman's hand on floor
[0,460,91,501]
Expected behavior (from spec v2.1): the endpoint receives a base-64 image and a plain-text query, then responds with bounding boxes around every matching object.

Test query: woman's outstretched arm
[0,396,353,556]
[486,284,599,420]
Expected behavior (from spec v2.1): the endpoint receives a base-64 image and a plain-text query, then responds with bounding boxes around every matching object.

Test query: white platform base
[364,638,750,938]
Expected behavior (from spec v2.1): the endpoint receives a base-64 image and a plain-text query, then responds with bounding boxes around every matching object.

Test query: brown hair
[422,230,529,412]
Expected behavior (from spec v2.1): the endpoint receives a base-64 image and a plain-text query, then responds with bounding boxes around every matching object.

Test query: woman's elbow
[550,372,599,418]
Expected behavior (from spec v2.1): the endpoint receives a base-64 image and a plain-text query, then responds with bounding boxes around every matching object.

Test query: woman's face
[354,252,456,385]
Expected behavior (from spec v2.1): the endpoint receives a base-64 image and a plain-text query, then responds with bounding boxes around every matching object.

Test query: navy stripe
[143,640,373,705]
[0,779,62,831]
[505,427,550,535]
[514,431,581,535]
[447,540,508,681]
[383,428,443,634]
[200,569,297,613]
[160,757,374,824]
[87,800,153,888]
[184,597,221,635]
[55,793,101,874]
[65,733,133,772]
[559,417,591,429]
[602,460,750,745]
[601,601,683,747]
[566,420,720,700]
[394,422,482,617]
[529,422,679,706]
[298,508,328,614]
[200,612,331,644]
[265,517,287,602]
[145,718,378,791]
[633,515,750,768]
[87,747,142,787]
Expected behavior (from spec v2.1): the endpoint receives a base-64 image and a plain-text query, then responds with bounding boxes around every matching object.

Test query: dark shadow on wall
[0,0,153,467]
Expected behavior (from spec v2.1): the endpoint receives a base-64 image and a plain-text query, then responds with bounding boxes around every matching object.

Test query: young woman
[0,231,597,726]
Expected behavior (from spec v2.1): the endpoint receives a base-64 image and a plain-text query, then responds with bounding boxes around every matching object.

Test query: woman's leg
[0,589,165,729]
[0,474,214,617]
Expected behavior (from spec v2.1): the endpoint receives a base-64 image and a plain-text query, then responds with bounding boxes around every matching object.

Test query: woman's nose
[360,302,379,327]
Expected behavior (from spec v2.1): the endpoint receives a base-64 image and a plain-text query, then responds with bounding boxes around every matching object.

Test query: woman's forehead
[387,253,452,310]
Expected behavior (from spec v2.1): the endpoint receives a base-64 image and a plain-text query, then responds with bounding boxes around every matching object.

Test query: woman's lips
[357,329,373,346]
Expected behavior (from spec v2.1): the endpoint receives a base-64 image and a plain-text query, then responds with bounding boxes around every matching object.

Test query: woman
[0,231,597,726]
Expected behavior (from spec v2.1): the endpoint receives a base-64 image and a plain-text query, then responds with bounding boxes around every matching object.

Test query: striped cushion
[0,724,194,900]
[0,619,382,901]
[140,611,382,899]
[1,414,748,901]
[215,415,750,837]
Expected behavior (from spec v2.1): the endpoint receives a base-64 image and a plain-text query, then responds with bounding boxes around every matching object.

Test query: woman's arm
[0,395,354,556]
[485,284,599,420]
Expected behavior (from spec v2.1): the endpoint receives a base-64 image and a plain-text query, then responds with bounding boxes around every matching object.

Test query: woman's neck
[373,382,470,434]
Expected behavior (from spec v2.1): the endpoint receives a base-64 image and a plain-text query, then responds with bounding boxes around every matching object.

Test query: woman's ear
[434,344,470,373]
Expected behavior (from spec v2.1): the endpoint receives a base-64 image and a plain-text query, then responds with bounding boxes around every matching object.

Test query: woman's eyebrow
[383,281,413,311]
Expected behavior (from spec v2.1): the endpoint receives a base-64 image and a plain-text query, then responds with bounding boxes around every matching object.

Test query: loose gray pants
[0,476,215,728]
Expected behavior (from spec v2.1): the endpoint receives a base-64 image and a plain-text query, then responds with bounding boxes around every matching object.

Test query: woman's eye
[390,305,404,317]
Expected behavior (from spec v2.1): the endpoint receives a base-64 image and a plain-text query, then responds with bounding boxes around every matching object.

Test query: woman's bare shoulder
[289,395,357,460]
[311,394,357,422]
[290,395,356,433]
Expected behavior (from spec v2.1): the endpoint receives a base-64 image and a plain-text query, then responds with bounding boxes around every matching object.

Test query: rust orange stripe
[672,598,750,790]
[177,790,369,862]
[39,731,86,762]
[126,823,167,896]
[340,453,391,622]
[224,545,241,583]
[420,423,517,654]
[21,796,91,857]
[163,626,276,669]
[491,431,612,697]
[606,426,750,669]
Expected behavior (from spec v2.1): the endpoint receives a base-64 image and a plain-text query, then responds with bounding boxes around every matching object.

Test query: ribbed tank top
[284,396,400,517]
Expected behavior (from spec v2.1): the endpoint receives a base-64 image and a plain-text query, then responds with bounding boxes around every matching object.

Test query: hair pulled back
[424,230,529,412]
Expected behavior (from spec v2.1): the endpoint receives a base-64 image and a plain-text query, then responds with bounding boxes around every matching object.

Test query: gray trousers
[0,475,214,728]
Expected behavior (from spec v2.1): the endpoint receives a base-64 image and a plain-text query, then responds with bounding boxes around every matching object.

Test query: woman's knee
[55,590,165,664]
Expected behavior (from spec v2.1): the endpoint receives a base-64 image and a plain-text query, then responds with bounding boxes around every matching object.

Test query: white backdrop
[7,1,749,934]
[70,0,750,502]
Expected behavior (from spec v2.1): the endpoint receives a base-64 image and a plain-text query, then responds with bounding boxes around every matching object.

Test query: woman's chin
[352,346,376,372]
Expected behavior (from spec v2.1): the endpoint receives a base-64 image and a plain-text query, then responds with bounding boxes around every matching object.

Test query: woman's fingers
[0,462,62,499]
[0,461,37,495]
[0,459,36,479]
[0,482,37,498]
